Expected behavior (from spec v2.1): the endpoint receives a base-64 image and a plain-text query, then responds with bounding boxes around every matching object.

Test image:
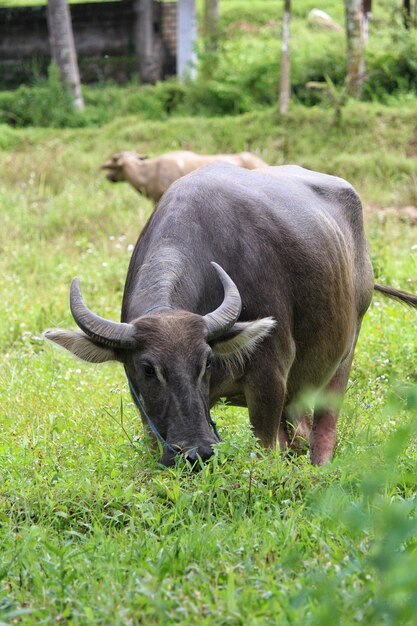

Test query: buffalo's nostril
[185,448,199,465]
[185,445,214,465]
[160,445,214,468]
[160,448,177,467]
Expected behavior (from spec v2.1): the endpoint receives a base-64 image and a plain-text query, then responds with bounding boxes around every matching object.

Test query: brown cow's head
[44,264,275,466]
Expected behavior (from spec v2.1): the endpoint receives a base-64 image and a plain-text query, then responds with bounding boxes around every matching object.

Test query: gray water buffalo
[45,164,417,467]
[101,150,268,201]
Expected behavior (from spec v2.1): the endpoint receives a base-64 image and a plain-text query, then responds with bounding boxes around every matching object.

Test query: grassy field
[1,0,417,623]
[1,102,417,624]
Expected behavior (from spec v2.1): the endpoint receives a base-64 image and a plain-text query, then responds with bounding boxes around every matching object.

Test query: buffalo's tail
[374,283,417,309]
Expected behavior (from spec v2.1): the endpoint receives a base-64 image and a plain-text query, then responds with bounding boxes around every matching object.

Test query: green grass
[1,100,416,206]
[1,102,417,624]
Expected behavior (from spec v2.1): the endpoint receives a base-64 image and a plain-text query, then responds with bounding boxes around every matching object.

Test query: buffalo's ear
[210,317,276,367]
[44,329,118,363]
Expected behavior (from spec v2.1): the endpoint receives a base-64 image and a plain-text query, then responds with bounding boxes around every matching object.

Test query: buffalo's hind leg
[310,340,357,466]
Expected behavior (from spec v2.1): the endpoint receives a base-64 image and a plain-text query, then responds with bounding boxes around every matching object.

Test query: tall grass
[1,101,416,207]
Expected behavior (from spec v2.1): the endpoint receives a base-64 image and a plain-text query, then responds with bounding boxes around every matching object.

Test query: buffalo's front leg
[284,411,312,454]
[245,375,287,449]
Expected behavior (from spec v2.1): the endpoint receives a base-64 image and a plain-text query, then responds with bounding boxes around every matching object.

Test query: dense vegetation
[1,0,417,126]
[1,0,417,624]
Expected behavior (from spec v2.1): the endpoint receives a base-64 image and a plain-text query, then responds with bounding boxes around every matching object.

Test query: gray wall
[0,0,177,88]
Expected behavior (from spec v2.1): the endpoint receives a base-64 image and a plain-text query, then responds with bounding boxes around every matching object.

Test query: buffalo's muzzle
[160,443,215,468]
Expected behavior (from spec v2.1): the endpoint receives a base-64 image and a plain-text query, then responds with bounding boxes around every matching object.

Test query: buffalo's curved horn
[70,278,136,349]
[203,262,242,340]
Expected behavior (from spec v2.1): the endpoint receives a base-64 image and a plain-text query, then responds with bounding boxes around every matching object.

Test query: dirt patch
[407,132,417,157]
[366,204,417,225]
[230,19,279,35]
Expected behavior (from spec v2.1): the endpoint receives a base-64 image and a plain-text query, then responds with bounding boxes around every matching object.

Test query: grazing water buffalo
[45,164,417,466]
[101,150,268,201]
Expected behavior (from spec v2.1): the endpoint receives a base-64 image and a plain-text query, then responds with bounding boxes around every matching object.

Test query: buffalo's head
[45,263,275,466]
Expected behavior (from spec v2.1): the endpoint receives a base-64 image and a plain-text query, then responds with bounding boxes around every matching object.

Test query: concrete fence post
[177,0,197,81]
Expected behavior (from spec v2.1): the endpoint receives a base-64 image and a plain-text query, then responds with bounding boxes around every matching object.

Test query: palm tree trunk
[134,0,163,83]
[47,0,84,111]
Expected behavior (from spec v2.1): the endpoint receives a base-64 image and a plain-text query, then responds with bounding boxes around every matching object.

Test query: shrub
[184,79,253,115]
[0,65,86,128]
[365,30,417,100]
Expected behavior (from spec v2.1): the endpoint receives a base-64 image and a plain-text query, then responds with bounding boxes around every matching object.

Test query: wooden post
[46,0,84,111]
[344,0,365,96]
[204,0,219,54]
[279,0,291,115]
[177,0,197,81]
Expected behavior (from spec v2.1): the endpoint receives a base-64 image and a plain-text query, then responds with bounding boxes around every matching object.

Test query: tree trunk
[279,0,291,115]
[204,0,219,54]
[46,0,84,111]
[403,0,411,28]
[134,0,163,83]
[344,0,365,96]
[362,0,372,43]
[177,0,197,81]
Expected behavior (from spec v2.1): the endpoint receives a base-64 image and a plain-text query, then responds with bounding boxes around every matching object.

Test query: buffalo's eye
[205,354,214,371]
[142,362,156,378]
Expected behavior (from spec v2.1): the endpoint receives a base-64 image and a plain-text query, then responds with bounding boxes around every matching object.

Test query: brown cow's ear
[210,317,276,367]
[44,329,118,363]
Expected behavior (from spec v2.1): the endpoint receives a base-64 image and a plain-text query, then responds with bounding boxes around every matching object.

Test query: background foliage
[0,0,417,126]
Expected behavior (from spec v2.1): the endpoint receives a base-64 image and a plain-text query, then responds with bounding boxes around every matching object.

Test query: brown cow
[101,150,268,201]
